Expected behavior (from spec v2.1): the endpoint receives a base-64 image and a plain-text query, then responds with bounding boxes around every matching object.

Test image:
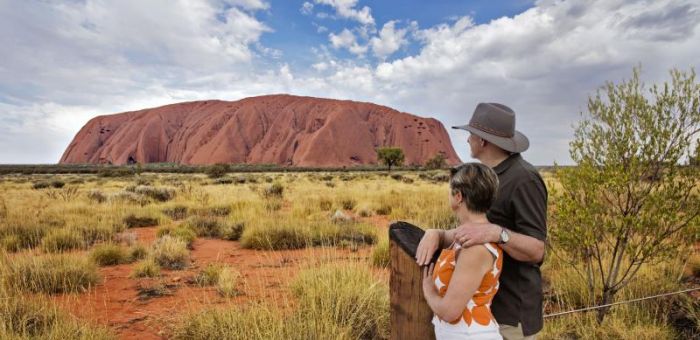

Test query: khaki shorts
[499,323,537,340]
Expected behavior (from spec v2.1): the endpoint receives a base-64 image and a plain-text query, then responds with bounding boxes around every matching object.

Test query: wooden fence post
[389,221,439,340]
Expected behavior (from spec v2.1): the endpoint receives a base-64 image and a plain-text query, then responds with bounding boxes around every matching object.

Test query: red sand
[52,215,392,339]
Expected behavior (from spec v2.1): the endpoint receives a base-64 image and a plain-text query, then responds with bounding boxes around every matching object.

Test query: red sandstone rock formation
[60,94,461,167]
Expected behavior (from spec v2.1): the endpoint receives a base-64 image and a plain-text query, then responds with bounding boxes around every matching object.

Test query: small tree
[376,147,405,171]
[206,163,230,178]
[551,67,700,323]
[424,152,447,169]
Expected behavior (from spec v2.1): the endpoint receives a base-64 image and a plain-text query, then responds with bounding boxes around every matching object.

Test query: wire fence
[543,286,700,319]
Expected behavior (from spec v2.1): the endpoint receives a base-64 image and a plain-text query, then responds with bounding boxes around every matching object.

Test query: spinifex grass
[0,253,100,294]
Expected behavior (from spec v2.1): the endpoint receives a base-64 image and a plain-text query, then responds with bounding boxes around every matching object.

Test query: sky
[1,0,699,165]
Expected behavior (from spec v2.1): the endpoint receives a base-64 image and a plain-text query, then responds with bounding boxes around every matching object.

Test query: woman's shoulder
[455,243,497,265]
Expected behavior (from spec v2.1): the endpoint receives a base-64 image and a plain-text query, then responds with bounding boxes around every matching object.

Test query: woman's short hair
[449,163,499,213]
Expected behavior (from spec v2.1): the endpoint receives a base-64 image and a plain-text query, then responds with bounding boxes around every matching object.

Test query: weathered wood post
[389,221,439,340]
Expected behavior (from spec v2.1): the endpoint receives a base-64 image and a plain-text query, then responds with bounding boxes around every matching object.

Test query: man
[416,103,548,339]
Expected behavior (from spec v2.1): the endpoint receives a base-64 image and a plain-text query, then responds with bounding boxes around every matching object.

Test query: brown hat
[452,103,529,153]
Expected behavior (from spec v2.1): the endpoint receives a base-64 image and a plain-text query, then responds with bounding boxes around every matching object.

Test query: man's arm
[454,224,544,263]
[454,179,547,263]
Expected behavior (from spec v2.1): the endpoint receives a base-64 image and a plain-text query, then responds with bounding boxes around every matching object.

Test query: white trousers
[432,317,503,340]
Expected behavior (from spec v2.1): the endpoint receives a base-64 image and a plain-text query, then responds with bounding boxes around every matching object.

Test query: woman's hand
[416,229,440,266]
[422,263,437,297]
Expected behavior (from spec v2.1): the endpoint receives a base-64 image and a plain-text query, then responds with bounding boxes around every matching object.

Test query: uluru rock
[60,94,461,167]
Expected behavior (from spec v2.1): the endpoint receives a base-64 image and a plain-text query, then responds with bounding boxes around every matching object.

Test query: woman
[422,163,503,339]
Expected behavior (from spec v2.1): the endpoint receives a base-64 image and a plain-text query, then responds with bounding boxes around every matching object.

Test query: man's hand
[415,229,441,266]
[454,222,500,247]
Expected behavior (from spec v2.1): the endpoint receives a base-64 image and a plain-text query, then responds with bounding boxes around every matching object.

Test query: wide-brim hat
[452,102,529,153]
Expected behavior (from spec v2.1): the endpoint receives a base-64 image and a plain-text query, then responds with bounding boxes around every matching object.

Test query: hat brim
[452,124,529,153]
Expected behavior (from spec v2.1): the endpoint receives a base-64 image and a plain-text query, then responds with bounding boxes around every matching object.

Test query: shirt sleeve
[510,178,547,241]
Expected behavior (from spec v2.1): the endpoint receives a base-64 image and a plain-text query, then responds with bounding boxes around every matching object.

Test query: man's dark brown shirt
[487,153,548,336]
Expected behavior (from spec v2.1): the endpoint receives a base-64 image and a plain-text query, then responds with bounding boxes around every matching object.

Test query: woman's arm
[415,229,458,266]
[421,245,494,322]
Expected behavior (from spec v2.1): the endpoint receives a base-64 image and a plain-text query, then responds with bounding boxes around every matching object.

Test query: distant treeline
[0,163,565,175]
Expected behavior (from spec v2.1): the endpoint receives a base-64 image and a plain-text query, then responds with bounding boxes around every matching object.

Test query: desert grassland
[0,170,697,339]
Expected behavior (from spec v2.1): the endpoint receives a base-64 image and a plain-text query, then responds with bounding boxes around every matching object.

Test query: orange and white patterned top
[432,241,503,334]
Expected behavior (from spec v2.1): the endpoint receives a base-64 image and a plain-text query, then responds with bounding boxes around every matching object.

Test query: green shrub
[1,254,100,294]
[217,267,240,297]
[0,223,49,250]
[195,263,224,286]
[32,180,64,190]
[86,189,107,203]
[131,258,161,278]
[72,224,115,246]
[129,244,148,261]
[89,243,131,266]
[431,173,450,182]
[162,205,189,220]
[0,288,115,339]
[123,214,159,228]
[32,181,51,190]
[151,236,189,270]
[204,205,231,217]
[314,222,378,246]
[174,304,283,339]
[41,229,84,253]
[222,222,245,241]
[339,197,356,210]
[183,216,222,238]
[424,153,447,169]
[131,185,176,202]
[357,205,374,217]
[206,164,230,178]
[156,225,197,248]
[375,203,392,216]
[97,167,134,177]
[291,264,389,340]
[262,183,284,198]
[240,224,311,250]
[110,191,150,205]
[213,177,233,185]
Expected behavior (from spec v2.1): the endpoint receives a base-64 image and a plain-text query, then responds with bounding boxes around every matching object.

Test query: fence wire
[543,286,700,319]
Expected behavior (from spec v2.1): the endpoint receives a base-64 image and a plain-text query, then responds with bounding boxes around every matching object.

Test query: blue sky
[257,1,536,67]
[1,0,699,165]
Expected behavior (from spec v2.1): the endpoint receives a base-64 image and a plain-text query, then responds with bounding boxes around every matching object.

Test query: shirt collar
[493,153,521,175]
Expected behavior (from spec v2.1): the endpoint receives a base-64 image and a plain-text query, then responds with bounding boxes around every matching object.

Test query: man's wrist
[497,226,510,244]
[493,224,504,243]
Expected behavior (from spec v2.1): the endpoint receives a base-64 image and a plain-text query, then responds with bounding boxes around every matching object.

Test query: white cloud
[314,0,374,26]
[370,20,414,59]
[329,29,367,55]
[226,0,270,11]
[313,22,329,33]
[300,2,314,15]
